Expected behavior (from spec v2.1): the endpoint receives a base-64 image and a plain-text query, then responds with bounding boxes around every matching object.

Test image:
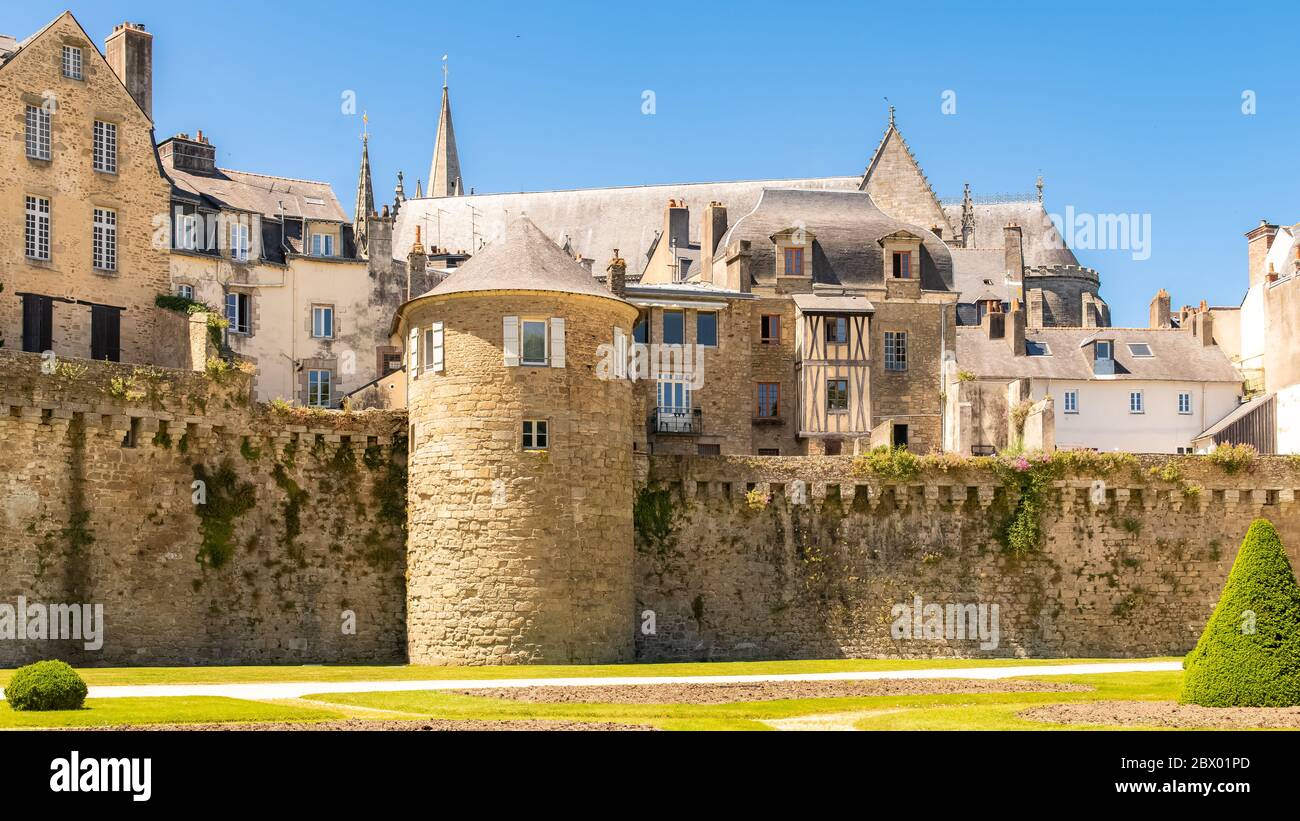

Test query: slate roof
[429,217,629,301]
[166,165,349,223]
[1196,392,1271,440]
[957,327,1241,383]
[716,188,954,291]
[942,200,1079,267]
[791,294,875,314]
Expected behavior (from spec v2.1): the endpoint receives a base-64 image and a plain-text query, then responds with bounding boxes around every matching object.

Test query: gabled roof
[858,115,955,237]
[957,326,1241,383]
[429,216,627,301]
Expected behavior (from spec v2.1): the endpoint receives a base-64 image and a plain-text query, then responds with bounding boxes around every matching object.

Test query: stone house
[0,13,171,365]
[950,303,1243,454]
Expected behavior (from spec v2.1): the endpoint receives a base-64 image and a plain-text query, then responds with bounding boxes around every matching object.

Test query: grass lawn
[0,696,347,729]
[303,670,1188,731]
[0,657,1176,688]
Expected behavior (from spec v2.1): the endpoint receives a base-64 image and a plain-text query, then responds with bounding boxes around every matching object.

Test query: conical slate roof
[430,217,622,300]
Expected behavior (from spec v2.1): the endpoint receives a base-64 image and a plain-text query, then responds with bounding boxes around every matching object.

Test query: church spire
[353,115,376,253]
[427,56,464,199]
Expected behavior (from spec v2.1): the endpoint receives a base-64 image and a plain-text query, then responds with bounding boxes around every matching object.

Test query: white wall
[1032,379,1242,453]
[1278,383,1300,455]
[1238,282,1267,370]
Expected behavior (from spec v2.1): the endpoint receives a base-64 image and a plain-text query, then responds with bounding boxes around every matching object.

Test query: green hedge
[1180,519,1300,707]
[3,660,89,711]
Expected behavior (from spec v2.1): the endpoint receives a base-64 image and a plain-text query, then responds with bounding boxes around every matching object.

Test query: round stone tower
[396,218,640,665]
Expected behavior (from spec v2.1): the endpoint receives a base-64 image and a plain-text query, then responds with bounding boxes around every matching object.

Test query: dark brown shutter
[91,305,122,362]
[22,295,52,353]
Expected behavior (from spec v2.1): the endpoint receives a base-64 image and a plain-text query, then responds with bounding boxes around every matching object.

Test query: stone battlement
[1024,263,1100,282]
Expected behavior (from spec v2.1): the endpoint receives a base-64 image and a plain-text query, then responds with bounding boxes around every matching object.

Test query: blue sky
[13,1,1298,326]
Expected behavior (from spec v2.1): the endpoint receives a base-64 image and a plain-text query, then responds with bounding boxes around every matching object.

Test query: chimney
[700,201,728,285]
[1192,301,1215,346]
[724,240,752,294]
[406,226,428,302]
[982,308,1006,340]
[105,22,153,121]
[1149,288,1171,329]
[1007,299,1026,354]
[1003,223,1024,280]
[158,132,216,174]
[606,249,627,298]
[1246,220,1278,288]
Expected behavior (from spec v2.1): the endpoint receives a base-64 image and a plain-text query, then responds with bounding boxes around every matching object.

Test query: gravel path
[1021,701,1300,729]
[453,678,1091,705]
[74,719,654,732]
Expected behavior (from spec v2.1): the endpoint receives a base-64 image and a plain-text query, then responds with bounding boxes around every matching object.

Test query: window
[176,211,199,250]
[21,295,53,353]
[230,222,250,262]
[90,305,121,362]
[825,316,848,344]
[521,319,548,365]
[1178,392,1192,414]
[697,444,721,456]
[225,292,251,334]
[696,311,718,347]
[522,419,548,450]
[884,331,907,371]
[307,370,332,408]
[826,378,849,412]
[1177,447,1194,455]
[755,382,780,418]
[657,378,691,412]
[25,196,50,260]
[633,311,649,344]
[1064,390,1078,414]
[177,284,194,300]
[1025,341,1052,356]
[824,439,843,456]
[1095,340,1113,360]
[783,247,804,276]
[757,448,780,456]
[1127,343,1154,357]
[662,310,684,346]
[422,323,445,373]
[92,208,117,271]
[62,45,82,79]
[310,233,335,257]
[312,305,334,338]
[25,105,51,160]
[760,314,781,344]
[93,121,117,173]
[892,251,911,279]
[1129,391,1144,414]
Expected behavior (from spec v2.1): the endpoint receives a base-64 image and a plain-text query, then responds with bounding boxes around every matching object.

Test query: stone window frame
[306,368,333,408]
[520,317,550,367]
[230,220,252,262]
[92,207,117,272]
[771,226,814,278]
[25,194,51,261]
[879,230,922,281]
[759,313,781,345]
[25,104,51,161]
[176,283,195,300]
[311,304,335,339]
[755,382,781,419]
[521,419,549,450]
[662,309,685,346]
[61,45,83,80]
[695,310,718,348]
[92,119,118,175]
[883,330,908,372]
[225,291,252,335]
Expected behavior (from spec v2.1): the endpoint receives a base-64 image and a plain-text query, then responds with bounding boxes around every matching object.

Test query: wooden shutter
[22,295,52,353]
[549,318,566,368]
[430,321,444,373]
[503,316,520,366]
[91,305,121,362]
[408,327,419,377]
[613,326,626,379]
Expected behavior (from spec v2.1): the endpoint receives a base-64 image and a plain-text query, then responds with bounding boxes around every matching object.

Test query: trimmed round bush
[3,660,89,711]
[1180,519,1300,707]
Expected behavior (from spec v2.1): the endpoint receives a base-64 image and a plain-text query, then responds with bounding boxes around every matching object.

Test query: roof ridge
[407,175,859,200]
[216,167,334,187]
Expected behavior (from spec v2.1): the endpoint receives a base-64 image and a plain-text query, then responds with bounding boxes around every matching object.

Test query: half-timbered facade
[793,295,872,438]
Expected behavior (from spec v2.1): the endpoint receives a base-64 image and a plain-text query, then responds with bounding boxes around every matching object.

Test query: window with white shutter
[422,322,444,374]
[549,318,566,368]
[613,326,627,379]
[503,316,520,366]
[408,327,419,376]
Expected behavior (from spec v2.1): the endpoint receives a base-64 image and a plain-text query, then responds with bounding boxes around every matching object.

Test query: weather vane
[442,54,449,88]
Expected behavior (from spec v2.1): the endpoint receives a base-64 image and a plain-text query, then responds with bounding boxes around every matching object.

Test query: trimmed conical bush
[1180,519,1300,707]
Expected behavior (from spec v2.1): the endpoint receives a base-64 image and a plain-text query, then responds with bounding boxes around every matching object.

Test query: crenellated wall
[634,454,1300,661]
[0,350,408,666]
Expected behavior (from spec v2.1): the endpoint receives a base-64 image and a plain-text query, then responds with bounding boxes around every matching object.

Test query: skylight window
[303,196,326,205]
[1127,343,1154,357]
[1025,341,1051,356]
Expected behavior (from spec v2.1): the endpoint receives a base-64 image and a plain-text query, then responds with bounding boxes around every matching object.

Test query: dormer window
[1095,340,1113,360]
[892,251,911,279]
[772,227,813,277]
[783,247,804,277]
[310,233,335,257]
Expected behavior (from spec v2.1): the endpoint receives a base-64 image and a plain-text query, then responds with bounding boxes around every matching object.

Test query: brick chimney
[1192,301,1215,347]
[1003,223,1024,280]
[606,249,627,298]
[1007,299,1026,354]
[158,131,217,174]
[982,308,1006,340]
[1149,288,1171,328]
[700,201,727,285]
[1246,220,1278,288]
[105,22,153,121]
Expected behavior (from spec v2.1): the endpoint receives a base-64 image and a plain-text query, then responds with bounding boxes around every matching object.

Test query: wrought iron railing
[652,406,702,434]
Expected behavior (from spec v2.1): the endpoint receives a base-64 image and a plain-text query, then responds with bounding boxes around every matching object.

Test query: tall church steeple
[354,118,376,254]
[427,57,464,198]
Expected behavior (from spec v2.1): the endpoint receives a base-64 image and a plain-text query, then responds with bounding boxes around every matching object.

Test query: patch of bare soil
[75,719,654,732]
[453,678,1091,705]
[1021,701,1300,729]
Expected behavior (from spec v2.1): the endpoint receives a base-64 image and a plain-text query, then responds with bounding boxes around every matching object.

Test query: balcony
[652,406,702,435]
